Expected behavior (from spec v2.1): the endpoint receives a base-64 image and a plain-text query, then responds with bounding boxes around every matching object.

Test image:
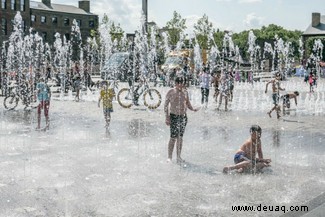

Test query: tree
[101,14,124,42]
[194,14,214,49]
[305,36,325,61]
[165,11,187,46]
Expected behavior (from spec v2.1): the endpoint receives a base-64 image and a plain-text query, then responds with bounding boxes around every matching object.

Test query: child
[98,80,115,128]
[281,91,299,114]
[74,75,81,102]
[223,125,271,174]
[36,78,51,130]
[199,67,211,108]
[265,73,285,119]
[212,71,221,104]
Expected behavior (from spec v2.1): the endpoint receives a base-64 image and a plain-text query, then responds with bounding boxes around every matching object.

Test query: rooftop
[30,1,94,15]
[303,15,325,36]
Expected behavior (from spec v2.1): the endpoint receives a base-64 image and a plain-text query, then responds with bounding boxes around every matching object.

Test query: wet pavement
[0,79,324,216]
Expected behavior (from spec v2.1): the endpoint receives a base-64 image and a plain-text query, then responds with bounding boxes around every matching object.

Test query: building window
[11,0,16,10]
[1,0,6,9]
[42,32,47,41]
[52,17,57,24]
[76,19,81,27]
[64,18,69,26]
[1,18,7,35]
[41,16,46,23]
[31,15,36,22]
[89,20,94,28]
[64,33,70,40]
[20,0,25,11]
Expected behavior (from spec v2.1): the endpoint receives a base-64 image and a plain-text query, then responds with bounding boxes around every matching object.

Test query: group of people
[163,75,271,173]
[34,68,307,174]
[265,73,299,119]
[35,78,115,130]
[198,67,235,111]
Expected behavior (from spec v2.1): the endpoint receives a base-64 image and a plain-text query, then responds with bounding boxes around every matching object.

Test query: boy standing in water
[223,125,271,173]
[98,81,115,128]
[265,73,285,119]
[36,77,51,130]
[164,77,199,163]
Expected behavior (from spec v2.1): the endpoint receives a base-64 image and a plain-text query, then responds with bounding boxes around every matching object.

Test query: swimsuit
[272,93,280,105]
[234,153,245,164]
[170,113,187,138]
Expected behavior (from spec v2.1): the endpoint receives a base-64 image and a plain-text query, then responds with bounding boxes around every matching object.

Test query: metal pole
[142,0,148,34]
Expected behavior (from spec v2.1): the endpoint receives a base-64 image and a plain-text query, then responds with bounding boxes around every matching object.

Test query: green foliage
[91,12,314,62]
[165,11,187,46]
[193,14,215,49]
[221,24,303,60]
[212,30,225,50]
[305,36,325,59]
[102,14,125,42]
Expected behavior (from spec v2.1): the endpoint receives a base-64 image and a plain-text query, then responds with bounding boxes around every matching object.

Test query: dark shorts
[170,113,187,138]
[234,153,245,164]
[103,107,113,115]
[272,93,280,105]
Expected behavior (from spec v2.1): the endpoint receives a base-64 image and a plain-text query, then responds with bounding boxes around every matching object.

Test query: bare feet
[237,168,244,173]
[176,157,185,164]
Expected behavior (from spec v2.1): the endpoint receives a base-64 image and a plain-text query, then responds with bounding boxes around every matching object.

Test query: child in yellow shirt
[98,81,115,128]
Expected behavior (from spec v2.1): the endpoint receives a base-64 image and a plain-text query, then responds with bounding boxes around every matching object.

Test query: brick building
[0,0,98,45]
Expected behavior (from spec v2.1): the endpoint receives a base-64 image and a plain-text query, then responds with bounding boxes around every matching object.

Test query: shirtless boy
[282,91,299,114]
[223,125,271,173]
[265,73,285,119]
[164,76,199,163]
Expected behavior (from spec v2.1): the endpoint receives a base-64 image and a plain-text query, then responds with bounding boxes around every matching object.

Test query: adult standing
[164,77,199,163]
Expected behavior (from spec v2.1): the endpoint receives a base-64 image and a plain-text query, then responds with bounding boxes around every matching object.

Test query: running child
[98,80,115,128]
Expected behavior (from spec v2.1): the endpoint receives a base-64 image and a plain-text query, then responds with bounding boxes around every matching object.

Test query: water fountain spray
[312,39,323,78]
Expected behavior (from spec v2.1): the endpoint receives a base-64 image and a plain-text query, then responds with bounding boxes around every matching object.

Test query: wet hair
[175,76,184,85]
[250,125,262,134]
[294,91,299,96]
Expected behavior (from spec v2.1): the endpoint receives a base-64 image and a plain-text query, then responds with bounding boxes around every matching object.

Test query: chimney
[312,12,321,27]
[79,0,90,13]
[42,0,51,8]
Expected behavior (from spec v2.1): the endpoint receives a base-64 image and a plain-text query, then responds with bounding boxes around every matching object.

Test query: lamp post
[142,0,148,34]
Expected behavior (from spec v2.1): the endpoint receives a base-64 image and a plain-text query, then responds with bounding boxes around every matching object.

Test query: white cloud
[183,15,225,35]
[243,13,264,28]
[238,0,262,3]
[184,15,201,34]
[92,0,142,33]
[215,0,232,2]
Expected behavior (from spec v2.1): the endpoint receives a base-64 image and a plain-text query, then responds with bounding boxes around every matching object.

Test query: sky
[47,0,325,34]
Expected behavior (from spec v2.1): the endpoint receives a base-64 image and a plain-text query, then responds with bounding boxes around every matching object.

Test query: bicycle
[117,76,161,109]
[3,83,37,110]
